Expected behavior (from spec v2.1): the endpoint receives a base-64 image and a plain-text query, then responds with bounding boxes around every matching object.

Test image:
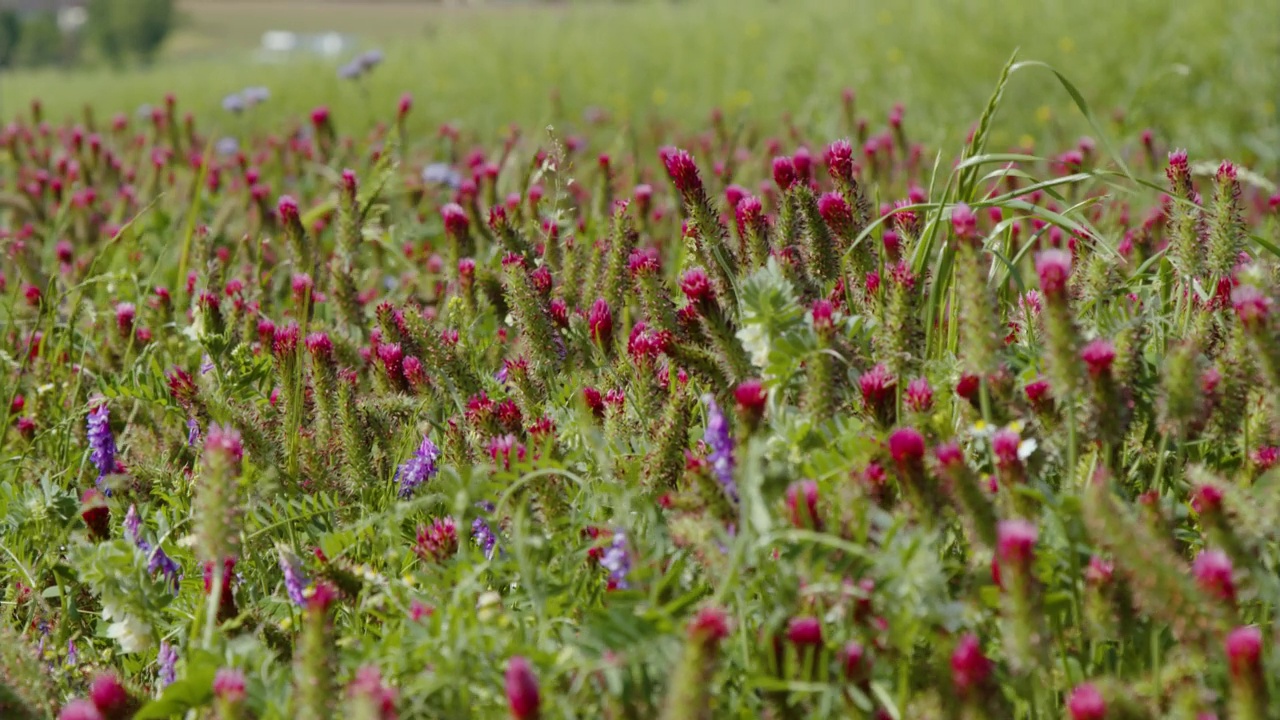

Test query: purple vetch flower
[494,365,510,383]
[357,49,385,72]
[148,547,182,590]
[222,93,246,114]
[600,531,631,590]
[472,517,497,559]
[215,137,239,157]
[187,417,201,447]
[396,435,441,498]
[242,86,270,106]
[200,355,215,375]
[87,404,117,489]
[702,395,738,502]
[158,642,178,688]
[124,505,141,544]
[277,550,310,606]
[422,162,463,189]
[66,639,78,667]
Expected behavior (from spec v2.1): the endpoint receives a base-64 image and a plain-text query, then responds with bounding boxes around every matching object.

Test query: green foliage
[86,0,175,67]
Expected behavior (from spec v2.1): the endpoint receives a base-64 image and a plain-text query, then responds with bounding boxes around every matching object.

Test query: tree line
[0,0,175,69]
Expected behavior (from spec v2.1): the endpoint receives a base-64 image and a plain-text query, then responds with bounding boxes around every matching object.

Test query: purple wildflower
[148,547,182,590]
[157,642,178,688]
[472,517,497,560]
[187,417,201,447]
[200,355,214,375]
[66,639,78,667]
[87,404,116,487]
[124,505,141,544]
[396,435,441,498]
[600,531,632,590]
[703,394,739,502]
[278,550,310,606]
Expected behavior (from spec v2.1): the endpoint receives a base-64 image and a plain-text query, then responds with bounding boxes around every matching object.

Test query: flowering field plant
[2,53,1280,719]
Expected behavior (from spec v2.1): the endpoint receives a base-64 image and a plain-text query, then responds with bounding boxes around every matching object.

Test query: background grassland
[2,0,1278,169]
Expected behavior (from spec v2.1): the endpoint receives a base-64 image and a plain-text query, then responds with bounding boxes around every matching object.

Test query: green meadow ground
[3,0,1277,169]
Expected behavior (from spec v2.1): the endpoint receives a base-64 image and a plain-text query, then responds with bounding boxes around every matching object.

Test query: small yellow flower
[1019,134,1036,150]
[1058,37,1075,54]
[730,89,753,110]
[1036,105,1053,124]
[652,88,668,106]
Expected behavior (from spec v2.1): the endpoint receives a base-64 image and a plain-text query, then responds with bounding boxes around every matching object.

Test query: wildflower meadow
[2,1,1280,718]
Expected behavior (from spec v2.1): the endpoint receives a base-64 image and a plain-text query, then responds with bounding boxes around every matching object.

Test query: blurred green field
[4,0,1277,169]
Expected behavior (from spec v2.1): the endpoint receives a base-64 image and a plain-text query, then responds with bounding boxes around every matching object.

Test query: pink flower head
[1225,626,1263,677]
[89,673,132,716]
[786,616,823,647]
[305,332,334,360]
[904,377,933,413]
[1080,339,1116,378]
[1191,484,1224,515]
[680,268,715,304]
[771,156,798,190]
[276,195,299,224]
[734,379,767,423]
[588,298,613,347]
[888,427,926,464]
[627,247,661,276]
[825,139,856,183]
[792,146,813,180]
[991,428,1022,468]
[1166,149,1190,183]
[662,148,702,196]
[996,519,1038,565]
[811,299,835,331]
[817,192,853,235]
[785,480,821,530]
[1084,556,1114,586]
[441,203,469,236]
[724,184,748,210]
[859,364,896,408]
[505,656,540,720]
[348,666,398,719]
[839,641,867,681]
[1253,446,1280,471]
[735,193,764,232]
[1232,285,1271,329]
[933,442,965,470]
[1034,249,1072,299]
[955,372,980,403]
[688,606,730,645]
[212,668,247,702]
[1192,549,1236,603]
[58,700,103,720]
[1024,378,1051,408]
[205,423,244,464]
[951,202,978,243]
[310,106,330,127]
[115,302,136,336]
[950,634,991,696]
[1066,683,1106,720]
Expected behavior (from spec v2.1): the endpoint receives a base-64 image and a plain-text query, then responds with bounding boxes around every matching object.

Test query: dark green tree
[87,0,175,66]
[0,11,20,68]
